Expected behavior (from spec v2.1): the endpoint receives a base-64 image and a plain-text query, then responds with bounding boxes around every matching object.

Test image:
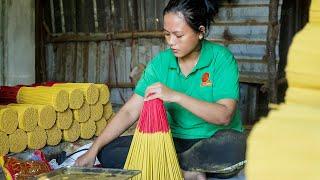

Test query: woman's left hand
[144,82,180,102]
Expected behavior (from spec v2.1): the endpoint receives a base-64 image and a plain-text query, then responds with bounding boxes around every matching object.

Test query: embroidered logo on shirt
[201,72,212,86]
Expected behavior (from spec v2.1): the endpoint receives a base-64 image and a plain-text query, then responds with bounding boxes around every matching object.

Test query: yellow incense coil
[80,119,96,139]
[0,106,18,134]
[34,105,56,129]
[95,84,110,104]
[9,129,28,153]
[103,102,113,119]
[68,88,84,109]
[95,117,107,136]
[46,124,62,146]
[17,86,69,112]
[63,121,80,142]
[27,126,47,149]
[53,83,99,105]
[8,104,38,132]
[56,109,73,130]
[73,102,90,123]
[0,131,9,155]
[124,130,183,180]
[90,103,103,121]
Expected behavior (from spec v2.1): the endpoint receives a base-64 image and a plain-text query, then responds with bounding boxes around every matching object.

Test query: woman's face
[163,12,201,59]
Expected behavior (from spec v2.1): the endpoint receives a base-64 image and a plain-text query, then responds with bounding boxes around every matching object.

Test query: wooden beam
[239,72,268,85]
[47,31,271,45]
[48,31,164,42]
[104,72,269,89]
[106,82,136,88]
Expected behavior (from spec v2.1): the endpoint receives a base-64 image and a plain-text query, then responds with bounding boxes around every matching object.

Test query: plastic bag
[0,150,51,180]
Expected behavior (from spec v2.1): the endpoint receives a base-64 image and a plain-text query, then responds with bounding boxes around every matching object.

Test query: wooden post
[59,0,65,33]
[50,0,55,33]
[92,0,99,33]
[70,0,76,32]
[267,0,280,103]
[35,0,47,82]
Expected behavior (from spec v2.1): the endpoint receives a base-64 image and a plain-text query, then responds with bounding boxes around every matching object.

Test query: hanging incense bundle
[124,99,183,180]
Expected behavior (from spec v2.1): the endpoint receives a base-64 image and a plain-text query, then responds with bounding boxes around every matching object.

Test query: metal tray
[35,166,140,180]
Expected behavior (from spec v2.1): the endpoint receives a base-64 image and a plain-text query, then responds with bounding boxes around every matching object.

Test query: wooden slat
[64,43,75,81]
[88,42,97,83]
[75,43,84,82]
[98,41,109,83]
[138,0,146,31]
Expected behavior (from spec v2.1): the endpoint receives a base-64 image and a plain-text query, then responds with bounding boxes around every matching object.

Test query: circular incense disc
[80,119,96,139]
[68,88,84,109]
[63,121,80,142]
[27,126,47,149]
[37,105,56,129]
[96,84,110,104]
[56,109,73,130]
[85,84,99,105]
[73,102,90,123]
[90,103,103,121]
[13,106,38,132]
[0,108,18,134]
[46,124,62,146]
[54,90,69,112]
[9,129,28,153]
[0,131,9,155]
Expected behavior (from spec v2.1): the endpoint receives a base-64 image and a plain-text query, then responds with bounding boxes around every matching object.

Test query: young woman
[76,0,245,179]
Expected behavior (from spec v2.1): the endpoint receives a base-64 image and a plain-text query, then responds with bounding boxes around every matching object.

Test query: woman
[76,0,245,179]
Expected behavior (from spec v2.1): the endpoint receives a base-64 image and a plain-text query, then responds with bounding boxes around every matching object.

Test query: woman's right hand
[74,150,96,167]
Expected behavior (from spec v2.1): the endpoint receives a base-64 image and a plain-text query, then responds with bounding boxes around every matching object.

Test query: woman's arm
[174,93,236,125]
[75,94,144,167]
[144,83,236,125]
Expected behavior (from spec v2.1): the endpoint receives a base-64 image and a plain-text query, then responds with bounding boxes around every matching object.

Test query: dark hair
[163,0,219,33]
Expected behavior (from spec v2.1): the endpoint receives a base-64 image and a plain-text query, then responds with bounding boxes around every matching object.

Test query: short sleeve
[212,53,240,101]
[134,57,160,97]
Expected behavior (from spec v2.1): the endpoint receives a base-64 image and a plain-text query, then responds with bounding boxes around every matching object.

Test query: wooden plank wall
[0,0,4,85]
[42,0,283,124]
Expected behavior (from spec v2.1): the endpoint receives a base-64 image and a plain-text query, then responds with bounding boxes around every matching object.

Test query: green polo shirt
[134,40,243,139]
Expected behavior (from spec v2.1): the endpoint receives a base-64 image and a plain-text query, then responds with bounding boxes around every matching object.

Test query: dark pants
[97,129,246,175]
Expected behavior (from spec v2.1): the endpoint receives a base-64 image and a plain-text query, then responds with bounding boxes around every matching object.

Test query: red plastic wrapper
[0,150,52,180]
